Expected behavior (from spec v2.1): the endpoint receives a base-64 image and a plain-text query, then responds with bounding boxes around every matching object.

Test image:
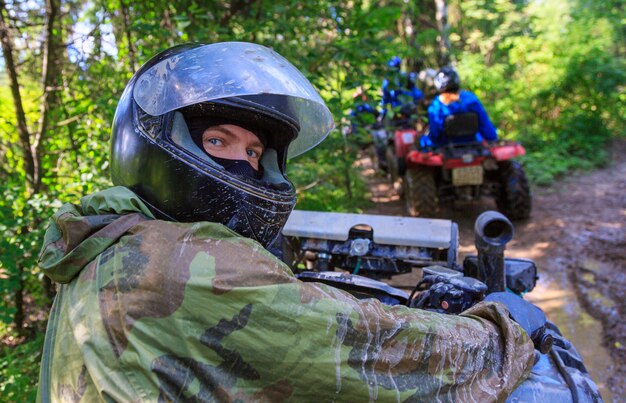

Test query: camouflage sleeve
[53,219,533,402]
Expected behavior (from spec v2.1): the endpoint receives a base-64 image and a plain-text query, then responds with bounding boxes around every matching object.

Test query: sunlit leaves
[452,0,624,184]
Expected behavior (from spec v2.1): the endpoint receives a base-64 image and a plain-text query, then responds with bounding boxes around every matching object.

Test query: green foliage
[288,129,372,212]
[0,333,43,402]
[452,0,625,184]
[0,181,59,318]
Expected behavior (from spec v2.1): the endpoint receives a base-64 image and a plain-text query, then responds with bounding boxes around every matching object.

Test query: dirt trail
[359,140,626,402]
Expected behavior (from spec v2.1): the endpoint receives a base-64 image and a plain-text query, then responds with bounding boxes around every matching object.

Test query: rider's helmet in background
[434,66,461,94]
[110,42,334,248]
[387,56,402,70]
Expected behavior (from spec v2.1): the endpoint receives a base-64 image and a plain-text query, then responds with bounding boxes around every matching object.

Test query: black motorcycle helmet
[110,42,334,247]
[434,66,461,94]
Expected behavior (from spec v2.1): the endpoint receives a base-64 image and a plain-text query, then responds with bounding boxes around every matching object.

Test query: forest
[1,0,624,400]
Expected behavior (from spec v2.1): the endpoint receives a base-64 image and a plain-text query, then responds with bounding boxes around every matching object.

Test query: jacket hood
[38,186,155,283]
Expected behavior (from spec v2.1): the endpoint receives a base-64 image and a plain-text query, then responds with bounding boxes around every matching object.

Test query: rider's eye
[206,138,223,146]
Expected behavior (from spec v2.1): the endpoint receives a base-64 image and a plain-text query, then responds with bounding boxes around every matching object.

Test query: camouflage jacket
[37,186,533,402]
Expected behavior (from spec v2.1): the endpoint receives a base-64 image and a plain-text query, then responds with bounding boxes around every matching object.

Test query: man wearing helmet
[381,56,424,121]
[422,66,498,148]
[37,43,534,401]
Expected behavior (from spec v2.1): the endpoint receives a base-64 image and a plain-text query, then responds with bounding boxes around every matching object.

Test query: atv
[381,104,424,185]
[402,112,532,220]
[279,209,602,402]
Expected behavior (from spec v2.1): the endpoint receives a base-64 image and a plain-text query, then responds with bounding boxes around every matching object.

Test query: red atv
[385,117,419,184]
[382,103,427,184]
[402,112,532,220]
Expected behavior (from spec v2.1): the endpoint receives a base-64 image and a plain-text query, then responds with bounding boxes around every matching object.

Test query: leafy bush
[0,333,43,401]
[289,130,372,212]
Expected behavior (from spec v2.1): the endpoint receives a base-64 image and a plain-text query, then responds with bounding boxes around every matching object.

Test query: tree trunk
[14,273,24,335]
[397,10,417,65]
[435,0,451,66]
[119,0,137,71]
[32,0,62,194]
[0,0,35,188]
[43,275,56,308]
[219,0,255,27]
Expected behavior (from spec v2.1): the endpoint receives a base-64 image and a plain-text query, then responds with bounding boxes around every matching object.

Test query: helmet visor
[133,42,334,158]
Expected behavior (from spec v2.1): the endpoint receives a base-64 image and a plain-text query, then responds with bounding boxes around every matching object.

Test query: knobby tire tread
[404,167,438,217]
[496,161,532,220]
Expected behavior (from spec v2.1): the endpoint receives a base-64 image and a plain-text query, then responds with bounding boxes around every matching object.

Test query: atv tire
[403,167,439,217]
[386,146,399,184]
[495,161,532,220]
[365,144,383,173]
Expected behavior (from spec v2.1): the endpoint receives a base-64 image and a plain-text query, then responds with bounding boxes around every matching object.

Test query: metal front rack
[280,210,459,279]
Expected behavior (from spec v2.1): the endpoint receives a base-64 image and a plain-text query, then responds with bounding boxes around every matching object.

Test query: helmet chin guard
[111,42,334,247]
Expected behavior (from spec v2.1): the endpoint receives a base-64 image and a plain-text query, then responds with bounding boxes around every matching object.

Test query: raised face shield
[132,42,333,158]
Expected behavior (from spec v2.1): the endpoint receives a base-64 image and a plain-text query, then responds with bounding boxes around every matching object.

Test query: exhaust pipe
[474,211,514,293]
[475,212,555,356]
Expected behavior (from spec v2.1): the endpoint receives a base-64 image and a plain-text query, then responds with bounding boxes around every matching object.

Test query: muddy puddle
[526,274,614,400]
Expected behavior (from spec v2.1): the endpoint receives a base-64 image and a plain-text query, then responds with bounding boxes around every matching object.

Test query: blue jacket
[426,90,497,147]
[352,102,379,116]
[349,102,379,130]
[382,81,423,108]
[381,71,424,119]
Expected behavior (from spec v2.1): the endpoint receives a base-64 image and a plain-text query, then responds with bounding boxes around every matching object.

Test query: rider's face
[201,124,264,170]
